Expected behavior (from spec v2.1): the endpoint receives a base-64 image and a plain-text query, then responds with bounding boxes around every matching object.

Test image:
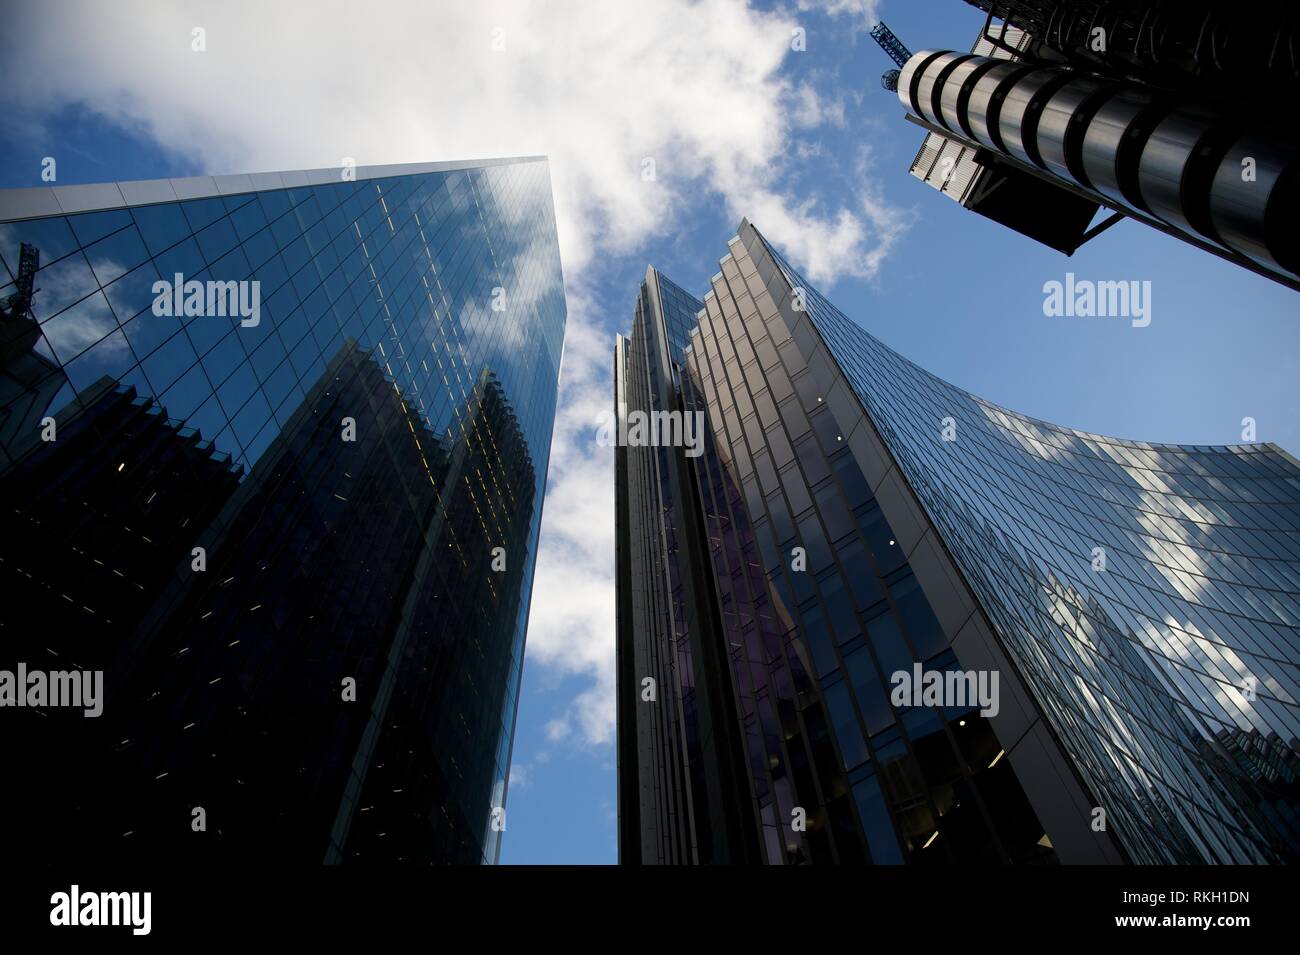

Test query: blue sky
[1,0,1295,865]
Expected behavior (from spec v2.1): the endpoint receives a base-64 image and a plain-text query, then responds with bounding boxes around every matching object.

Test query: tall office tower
[878,2,1300,289]
[615,269,762,864]
[616,220,1300,864]
[0,157,566,863]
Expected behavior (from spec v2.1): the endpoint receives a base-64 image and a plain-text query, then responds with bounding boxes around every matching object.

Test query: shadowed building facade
[616,270,760,864]
[616,221,1299,864]
[0,157,565,863]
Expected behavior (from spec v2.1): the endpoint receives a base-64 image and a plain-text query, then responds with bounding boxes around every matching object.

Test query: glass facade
[617,220,1299,865]
[0,157,566,863]
[683,241,1054,864]
[755,226,1299,863]
[616,269,760,864]
[619,255,1056,864]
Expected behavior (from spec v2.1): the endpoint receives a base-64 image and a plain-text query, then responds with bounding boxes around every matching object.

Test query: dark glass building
[0,156,566,863]
[616,220,1300,864]
[615,269,760,864]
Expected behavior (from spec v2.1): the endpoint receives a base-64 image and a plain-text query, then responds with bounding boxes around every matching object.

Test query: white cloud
[29,255,128,359]
[524,287,617,747]
[4,0,911,749]
[5,0,905,285]
[796,0,882,29]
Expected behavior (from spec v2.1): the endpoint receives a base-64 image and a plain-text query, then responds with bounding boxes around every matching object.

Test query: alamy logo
[152,273,261,327]
[0,664,102,717]
[890,663,999,717]
[50,885,151,936]
[595,403,705,459]
[1042,272,1151,327]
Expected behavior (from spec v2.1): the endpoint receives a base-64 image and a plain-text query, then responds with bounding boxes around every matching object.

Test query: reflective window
[0,160,566,866]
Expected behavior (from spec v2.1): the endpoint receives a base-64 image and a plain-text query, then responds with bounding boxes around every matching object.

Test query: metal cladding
[898,49,1300,281]
[998,69,1070,168]
[913,51,971,134]
[1137,104,1227,243]
[1079,86,1159,214]
[965,60,1034,151]
[936,57,995,134]
[1035,76,1116,187]
[1212,133,1299,275]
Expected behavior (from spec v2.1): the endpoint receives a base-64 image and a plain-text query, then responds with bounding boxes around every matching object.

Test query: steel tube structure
[898,49,1300,283]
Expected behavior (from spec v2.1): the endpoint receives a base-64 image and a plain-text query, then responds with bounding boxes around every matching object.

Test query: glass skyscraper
[616,220,1300,864]
[616,268,761,864]
[0,156,566,863]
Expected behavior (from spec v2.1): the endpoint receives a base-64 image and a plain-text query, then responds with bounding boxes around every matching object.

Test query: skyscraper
[615,269,761,864]
[615,220,1300,864]
[0,156,567,863]
[875,2,1300,289]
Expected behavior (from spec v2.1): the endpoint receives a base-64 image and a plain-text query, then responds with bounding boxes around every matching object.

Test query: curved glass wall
[756,230,1300,863]
[680,238,1063,864]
